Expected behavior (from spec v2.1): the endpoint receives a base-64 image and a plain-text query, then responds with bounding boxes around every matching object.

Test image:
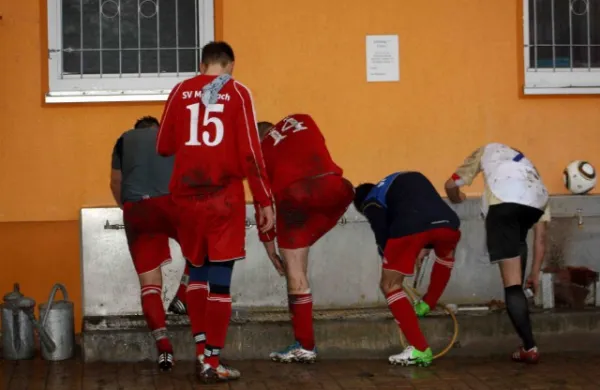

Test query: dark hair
[353,183,375,213]
[257,121,274,139]
[201,41,235,67]
[134,116,159,129]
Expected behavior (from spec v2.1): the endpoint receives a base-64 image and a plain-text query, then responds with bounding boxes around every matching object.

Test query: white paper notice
[366,35,399,82]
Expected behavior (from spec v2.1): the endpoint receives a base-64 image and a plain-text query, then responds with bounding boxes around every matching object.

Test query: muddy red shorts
[383,228,461,275]
[275,174,354,249]
[123,195,178,275]
[173,183,246,266]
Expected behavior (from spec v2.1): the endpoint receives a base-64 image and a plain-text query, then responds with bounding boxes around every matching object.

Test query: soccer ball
[563,160,596,194]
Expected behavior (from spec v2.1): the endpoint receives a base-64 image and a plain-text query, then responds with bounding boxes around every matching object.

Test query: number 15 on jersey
[185,103,224,147]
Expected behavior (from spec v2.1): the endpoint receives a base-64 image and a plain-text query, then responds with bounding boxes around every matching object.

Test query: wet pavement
[3,353,600,389]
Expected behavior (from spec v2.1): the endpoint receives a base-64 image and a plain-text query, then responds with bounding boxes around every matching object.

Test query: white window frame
[523,0,600,95]
[46,0,214,104]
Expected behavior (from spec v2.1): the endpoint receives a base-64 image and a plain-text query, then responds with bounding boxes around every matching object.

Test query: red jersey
[157,75,272,207]
[261,114,343,195]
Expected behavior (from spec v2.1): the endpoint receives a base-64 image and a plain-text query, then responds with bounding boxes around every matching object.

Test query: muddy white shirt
[452,143,551,220]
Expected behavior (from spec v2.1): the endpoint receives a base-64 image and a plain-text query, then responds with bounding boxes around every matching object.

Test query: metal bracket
[104,220,125,230]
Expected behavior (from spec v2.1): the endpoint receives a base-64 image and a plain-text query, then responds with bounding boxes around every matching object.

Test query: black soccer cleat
[168,297,187,315]
[157,352,174,372]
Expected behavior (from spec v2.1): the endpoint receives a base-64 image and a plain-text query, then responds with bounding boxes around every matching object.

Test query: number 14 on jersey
[268,117,308,146]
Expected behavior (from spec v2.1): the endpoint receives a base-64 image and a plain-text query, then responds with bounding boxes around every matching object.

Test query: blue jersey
[362,171,460,255]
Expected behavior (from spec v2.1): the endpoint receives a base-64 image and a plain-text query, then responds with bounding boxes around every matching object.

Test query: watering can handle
[41,283,69,328]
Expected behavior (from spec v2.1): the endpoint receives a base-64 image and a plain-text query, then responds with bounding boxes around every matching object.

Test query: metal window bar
[80,0,84,78]
[176,0,180,76]
[551,0,556,70]
[60,0,64,79]
[137,0,141,76]
[118,0,123,77]
[99,0,103,77]
[570,0,574,70]
[586,0,592,69]
[194,0,198,74]
[156,0,160,76]
[533,0,538,70]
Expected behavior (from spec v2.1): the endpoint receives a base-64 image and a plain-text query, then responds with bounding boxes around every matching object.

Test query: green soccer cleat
[414,300,431,317]
[389,346,433,367]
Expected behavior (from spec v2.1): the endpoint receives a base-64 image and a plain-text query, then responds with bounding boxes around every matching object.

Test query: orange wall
[1,0,599,330]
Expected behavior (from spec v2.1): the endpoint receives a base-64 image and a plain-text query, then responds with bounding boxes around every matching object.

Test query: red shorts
[383,228,461,275]
[275,175,354,249]
[173,182,246,266]
[123,195,178,275]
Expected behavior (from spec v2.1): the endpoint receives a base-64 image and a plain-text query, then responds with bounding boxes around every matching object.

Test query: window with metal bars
[524,0,600,94]
[46,0,214,103]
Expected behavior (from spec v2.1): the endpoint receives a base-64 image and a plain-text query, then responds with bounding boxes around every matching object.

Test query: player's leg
[382,234,433,367]
[124,200,175,371]
[197,189,244,383]
[415,228,462,317]
[186,259,210,364]
[169,263,189,315]
[487,203,539,364]
[270,246,316,364]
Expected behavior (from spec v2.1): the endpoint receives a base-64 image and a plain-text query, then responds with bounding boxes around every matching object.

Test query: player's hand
[459,191,467,202]
[416,249,431,269]
[526,272,540,296]
[259,205,275,233]
[263,241,285,276]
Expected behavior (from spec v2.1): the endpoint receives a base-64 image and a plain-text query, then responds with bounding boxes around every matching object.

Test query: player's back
[159,75,253,199]
[386,172,460,236]
[118,127,173,202]
[261,114,342,194]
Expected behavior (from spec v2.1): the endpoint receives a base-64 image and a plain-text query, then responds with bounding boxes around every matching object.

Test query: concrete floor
[3,353,600,389]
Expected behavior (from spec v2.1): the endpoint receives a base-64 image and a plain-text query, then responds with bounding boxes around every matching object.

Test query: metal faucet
[575,208,584,228]
[104,220,124,230]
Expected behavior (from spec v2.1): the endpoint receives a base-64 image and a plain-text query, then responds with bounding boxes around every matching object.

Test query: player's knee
[188,259,210,283]
[138,268,162,287]
[380,270,404,295]
[207,261,235,288]
[287,274,310,294]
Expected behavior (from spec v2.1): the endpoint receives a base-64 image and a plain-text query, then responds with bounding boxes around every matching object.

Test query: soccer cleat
[157,351,174,372]
[168,297,187,315]
[511,346,540,364]
[414,301,431,317]
[389,346,433,367]
[269,341,317,364]
[196,361,241,383]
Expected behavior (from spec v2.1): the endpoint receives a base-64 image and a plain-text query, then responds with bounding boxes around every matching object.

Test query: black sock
[519,242,528,284]
[504,285,536,350]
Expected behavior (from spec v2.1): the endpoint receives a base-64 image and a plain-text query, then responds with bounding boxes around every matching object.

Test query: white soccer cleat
[388,346,433,367]
[269,341,317,363]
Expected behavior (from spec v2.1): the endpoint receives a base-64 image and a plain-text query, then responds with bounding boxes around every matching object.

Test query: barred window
[524,0,600,94]
[46,0,214,103]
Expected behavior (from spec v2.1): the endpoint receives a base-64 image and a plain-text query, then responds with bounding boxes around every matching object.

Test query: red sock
[204,292,232,368]
[186,282,208,358]
[386,289,428,351]
[423,256,454,309]
[289,294,315,350]
[141,285,172,353]
[176,265,190,304]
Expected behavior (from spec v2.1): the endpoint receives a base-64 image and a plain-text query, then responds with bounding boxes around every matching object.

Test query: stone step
[81,307,600,362]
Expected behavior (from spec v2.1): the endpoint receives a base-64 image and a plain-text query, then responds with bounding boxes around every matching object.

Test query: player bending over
[445,143,549,364]
[354,171,461,367]
[110,116,190,371]
[255,114,354,363]
[157,42,274,383]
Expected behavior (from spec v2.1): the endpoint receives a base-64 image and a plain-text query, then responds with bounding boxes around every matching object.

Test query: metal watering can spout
[37,285,71,354]
[3,283,25,353]
[39,283,74,361]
